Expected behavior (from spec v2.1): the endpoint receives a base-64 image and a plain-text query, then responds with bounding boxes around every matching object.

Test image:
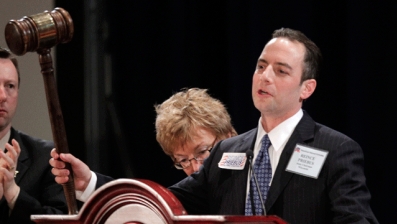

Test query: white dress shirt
[76,171,97,202]
[246,109,303,197]
[0,130,11,152]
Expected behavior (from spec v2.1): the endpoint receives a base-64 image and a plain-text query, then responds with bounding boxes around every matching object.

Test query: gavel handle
[38,48,78,214]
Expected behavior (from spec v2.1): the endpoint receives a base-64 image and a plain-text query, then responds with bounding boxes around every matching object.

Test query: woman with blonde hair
[155,88,237,175]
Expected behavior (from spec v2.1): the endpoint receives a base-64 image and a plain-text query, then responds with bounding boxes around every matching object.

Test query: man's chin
[0,120,11,132]
[254,102,276,113]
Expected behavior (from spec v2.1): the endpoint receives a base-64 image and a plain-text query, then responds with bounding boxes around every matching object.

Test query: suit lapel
[230,129,257,214]
[265,112,316,211]
[0,128,29,208]
[9,128,30,185]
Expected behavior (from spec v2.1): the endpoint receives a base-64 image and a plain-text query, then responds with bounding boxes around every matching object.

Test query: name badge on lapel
[285,144,328,179]
[218,153,247,170]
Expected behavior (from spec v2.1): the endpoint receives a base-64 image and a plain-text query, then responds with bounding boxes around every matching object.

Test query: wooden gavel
[4,8,77,214]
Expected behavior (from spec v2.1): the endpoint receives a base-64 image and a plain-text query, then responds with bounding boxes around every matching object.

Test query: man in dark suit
[168,28,378,223]
[0,47,67,223]
[50,28,378,223]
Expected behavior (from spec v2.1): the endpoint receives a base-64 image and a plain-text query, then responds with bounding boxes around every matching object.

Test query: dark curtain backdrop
[55,1,397,223]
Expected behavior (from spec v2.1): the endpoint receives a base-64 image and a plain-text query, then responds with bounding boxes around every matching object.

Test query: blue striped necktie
[245,134,272,215]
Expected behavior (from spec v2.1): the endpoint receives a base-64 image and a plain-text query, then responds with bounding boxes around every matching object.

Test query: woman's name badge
[286,144,328,179]
[218,153,247,170]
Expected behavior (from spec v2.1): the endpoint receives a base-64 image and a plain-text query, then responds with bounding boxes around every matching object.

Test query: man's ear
[300,79,316,100]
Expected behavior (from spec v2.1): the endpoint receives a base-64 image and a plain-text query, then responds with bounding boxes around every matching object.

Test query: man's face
[252,37,315,120]
[0,58,19,132]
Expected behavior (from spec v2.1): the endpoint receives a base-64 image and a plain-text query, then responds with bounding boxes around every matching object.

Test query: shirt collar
[256,109,303,151]
[0,129,11,151]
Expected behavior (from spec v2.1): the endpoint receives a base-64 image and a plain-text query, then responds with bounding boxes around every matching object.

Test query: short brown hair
[272,28,322,83]
[155,88,237,156]
[0,47,20,86]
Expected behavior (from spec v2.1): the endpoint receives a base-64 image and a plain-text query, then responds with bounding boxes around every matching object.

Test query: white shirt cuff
[75,171,97,202]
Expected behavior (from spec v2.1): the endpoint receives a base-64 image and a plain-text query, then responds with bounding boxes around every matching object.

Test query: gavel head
[4,7,74,56]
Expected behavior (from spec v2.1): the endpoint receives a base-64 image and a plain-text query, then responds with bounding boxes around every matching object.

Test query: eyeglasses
[174,138,217,170]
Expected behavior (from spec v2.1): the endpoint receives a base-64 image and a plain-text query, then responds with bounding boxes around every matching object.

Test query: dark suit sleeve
[168,137,241,215]
[95,172,114,189]
[169,172,210,215]
[6,165,67,223]
[0,129,68,224]
[168,142,219,215]
[169,134,252,215]
[327,138,378,224]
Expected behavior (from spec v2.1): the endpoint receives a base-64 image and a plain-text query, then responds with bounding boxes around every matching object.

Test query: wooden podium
[31,178,287,224]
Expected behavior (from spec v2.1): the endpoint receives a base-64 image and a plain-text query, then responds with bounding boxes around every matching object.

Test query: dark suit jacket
[0,128,68,223]
[169,112,378,224]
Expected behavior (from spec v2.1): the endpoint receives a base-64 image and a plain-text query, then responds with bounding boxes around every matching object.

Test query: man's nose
[259,66,273,82]
[0,86,7,102]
